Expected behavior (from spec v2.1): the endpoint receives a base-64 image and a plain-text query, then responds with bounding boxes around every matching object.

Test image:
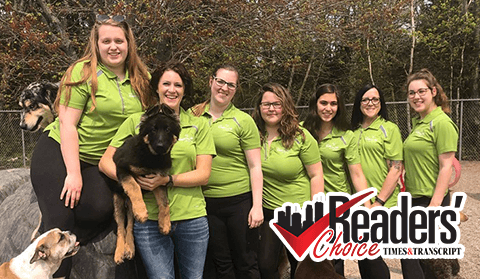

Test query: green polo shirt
[261,127,321,210]
[45,60,143,165]
[191,103,261,198]
[353,117,403,208]
[110,108,216,221]
[403,107,458,198]
[318,127,360,194]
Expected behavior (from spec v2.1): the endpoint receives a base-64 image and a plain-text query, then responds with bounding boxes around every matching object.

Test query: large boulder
[0,168,144,279]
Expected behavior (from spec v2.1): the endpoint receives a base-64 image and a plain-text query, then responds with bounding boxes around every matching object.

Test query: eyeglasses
[408,88,430,98]
[260,102,282,109]
[96,14,126,23]
[213,76,237,90]
[361,97,380,105]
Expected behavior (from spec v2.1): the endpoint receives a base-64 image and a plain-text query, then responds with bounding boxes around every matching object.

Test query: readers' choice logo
[269,189,466,262]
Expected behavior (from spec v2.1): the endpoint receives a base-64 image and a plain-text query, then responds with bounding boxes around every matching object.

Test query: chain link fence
[1,99,479,169]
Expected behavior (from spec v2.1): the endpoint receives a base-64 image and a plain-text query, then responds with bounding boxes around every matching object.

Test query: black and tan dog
[18,81,58,132]
[112,104,181,264]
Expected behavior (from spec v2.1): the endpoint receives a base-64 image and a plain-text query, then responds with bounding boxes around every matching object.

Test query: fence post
[21,127,26,167]
[459,100,463,161]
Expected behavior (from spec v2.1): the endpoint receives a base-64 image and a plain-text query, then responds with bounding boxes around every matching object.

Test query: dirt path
[344,161,480,278]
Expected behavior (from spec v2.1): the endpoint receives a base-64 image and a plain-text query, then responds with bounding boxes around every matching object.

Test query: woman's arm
[430,152,455,207]
[305,161,324,199]
[348,163,372,208]
[98,145,118,181]
[134,155,213,190]
[373,160,403,207]
[58,105,83,209]
[245,148,264,229]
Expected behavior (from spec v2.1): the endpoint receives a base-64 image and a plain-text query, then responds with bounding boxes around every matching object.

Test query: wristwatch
[165,175,174,187]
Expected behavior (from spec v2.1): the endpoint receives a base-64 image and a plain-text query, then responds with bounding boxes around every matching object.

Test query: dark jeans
[258,208,298,279]
[134,217,209,279]
[400,192,451,279]
[30,132,115,278]
[204,192,260,279]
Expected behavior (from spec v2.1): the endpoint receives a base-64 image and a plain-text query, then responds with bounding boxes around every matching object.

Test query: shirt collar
[323,126,345,140]
[364,116,385,130]
[201,102,236,119]
[414,106,443,125]
[98,63,130,81]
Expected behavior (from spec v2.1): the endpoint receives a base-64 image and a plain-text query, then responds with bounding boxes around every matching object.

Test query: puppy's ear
[30,244,49,264]
[159,103,176,116]
[142,105,160,122]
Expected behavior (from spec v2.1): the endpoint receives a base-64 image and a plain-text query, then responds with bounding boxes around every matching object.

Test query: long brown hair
[406,68,450,114]
[252,83,304,149]
[190,64,239,117]
[54,17,153,111]
[303,83,349,142]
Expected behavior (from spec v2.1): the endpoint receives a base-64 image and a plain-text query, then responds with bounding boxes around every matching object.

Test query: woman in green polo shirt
[190,64,263,279]
[252,83,324,279]
[351,84,403,279]
[30,15,152,278]
[351,84,403,208]
[99,60,216,279]
[303,83,371,276]
[401,69,458,279]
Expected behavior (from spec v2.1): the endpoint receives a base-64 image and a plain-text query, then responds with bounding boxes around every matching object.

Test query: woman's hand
[135,174,169,191]
[60,173,83,209]
[248,205,264,229]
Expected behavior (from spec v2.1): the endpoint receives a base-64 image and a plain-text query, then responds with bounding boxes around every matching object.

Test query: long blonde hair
[54,18,154,111]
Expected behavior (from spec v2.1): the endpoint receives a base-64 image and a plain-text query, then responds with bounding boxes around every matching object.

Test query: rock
[0,168,145,279]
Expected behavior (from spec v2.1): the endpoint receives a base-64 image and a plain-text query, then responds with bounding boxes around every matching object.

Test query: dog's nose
[19,121,27,129]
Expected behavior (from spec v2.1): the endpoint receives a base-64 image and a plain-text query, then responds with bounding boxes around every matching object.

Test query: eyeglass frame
[212,75,237,90]
[260,102,282,109]
[361,97,380,105]
[407,87,431,98]
[96,14,126,23]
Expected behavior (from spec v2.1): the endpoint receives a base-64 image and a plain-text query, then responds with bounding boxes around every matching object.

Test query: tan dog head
[30,228,80,264]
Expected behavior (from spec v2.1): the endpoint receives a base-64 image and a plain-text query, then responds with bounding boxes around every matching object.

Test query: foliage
[1,0,480,110]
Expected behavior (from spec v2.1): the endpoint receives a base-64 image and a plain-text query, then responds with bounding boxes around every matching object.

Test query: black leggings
[400,192,451,279]
[204,192,260,279]
[30,132,115,278]
[258,208,298,279]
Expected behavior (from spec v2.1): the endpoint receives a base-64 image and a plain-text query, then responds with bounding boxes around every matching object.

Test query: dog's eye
[165,127,170,133]
[29,105,35,110]
[59,234,65,242]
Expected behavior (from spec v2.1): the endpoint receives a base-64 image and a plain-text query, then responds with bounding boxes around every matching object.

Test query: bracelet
[165,175,174,187]
[375,196,386,206]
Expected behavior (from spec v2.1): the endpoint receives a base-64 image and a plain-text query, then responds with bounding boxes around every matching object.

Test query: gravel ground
[344,161,480,278]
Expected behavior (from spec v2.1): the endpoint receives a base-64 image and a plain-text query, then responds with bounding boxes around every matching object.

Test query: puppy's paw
[132,206,149,223]
[114,245,125,265]
[158,218,171,235]
[122,243,134,260]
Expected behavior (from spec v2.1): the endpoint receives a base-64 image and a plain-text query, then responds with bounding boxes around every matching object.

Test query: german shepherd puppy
[112,104,181,264]
[18,81,58,132]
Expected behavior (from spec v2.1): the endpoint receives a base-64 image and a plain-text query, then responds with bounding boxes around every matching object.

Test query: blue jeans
[134,217,209,279]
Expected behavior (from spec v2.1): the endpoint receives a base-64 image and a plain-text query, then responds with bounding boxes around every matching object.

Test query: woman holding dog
[190,64,263,279]
[401,69,458,279]
[251,83,324,279]
[30,15,152,278]
[350,84,404,279]
[100,60,216,279]
[302,84,372,277]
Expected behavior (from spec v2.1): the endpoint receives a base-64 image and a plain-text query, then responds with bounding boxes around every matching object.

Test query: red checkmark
[273,189,375,259]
